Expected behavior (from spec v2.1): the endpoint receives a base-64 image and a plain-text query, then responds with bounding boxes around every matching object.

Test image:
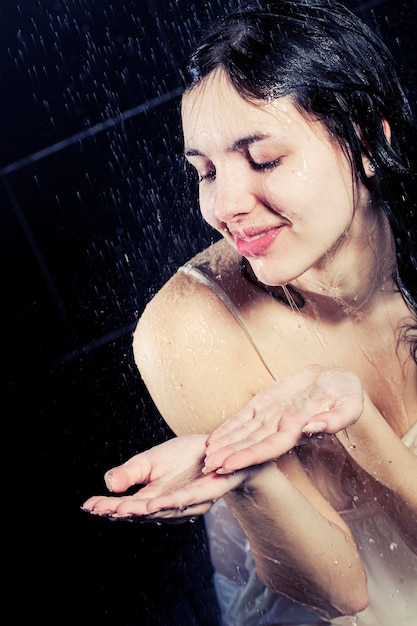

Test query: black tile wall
[3,0,416,623]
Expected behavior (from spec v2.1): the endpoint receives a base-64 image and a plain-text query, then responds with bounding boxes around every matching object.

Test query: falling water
[3,0,417,623]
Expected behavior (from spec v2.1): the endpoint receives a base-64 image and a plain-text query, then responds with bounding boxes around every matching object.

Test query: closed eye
[198,169,216,182]
[250,157,282,171]
[198,158,280,181]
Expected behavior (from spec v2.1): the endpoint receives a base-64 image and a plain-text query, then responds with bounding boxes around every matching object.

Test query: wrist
[231,461,284,501]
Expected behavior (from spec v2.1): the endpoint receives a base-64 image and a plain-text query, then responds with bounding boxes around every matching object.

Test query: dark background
[3,0,416,623]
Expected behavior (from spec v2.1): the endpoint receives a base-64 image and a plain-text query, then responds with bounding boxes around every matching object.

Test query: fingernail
[104,470,114,491]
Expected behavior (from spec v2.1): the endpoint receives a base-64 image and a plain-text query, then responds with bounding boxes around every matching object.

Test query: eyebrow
[184,133,270,158]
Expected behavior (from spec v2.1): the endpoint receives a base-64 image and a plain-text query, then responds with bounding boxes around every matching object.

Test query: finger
[301,420,327,436]
[82,495,106,511]
[104,452,152,493]
[216,429,303,473]
[145,515,201,525]
[144,503,213,519]
[82,494,150,517]
[146,472,245,513]
[204,436,261,473]
[204,416,306,472]
[206,410,293,469]
[205,419,262,458]
[207,406,256,444]
[302,397,363,435]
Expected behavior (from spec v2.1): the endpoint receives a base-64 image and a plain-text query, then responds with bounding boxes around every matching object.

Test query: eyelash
[197,158,281,183]
[198,170,215,183]
[251,157,282,171]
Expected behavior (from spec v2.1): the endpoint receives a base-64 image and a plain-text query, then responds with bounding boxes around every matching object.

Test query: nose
[203,164,256,226]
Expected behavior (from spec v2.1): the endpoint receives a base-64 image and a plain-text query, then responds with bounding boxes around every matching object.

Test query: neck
[291,212,397,321]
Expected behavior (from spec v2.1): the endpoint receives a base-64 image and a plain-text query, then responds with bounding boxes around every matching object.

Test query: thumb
[105,452,151,492]
[104,466,132,492]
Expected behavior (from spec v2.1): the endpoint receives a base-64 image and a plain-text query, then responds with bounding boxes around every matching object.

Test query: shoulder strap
[402,421,417,454]
[179,263,278,381]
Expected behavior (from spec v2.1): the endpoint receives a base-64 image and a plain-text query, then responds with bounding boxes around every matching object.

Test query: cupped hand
[82,434,250,522]
[204,365,364,474]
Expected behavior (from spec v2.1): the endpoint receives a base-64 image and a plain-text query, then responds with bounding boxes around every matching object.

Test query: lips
[231,226,282,257]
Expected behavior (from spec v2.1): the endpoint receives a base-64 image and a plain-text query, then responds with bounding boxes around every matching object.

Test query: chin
[249,259,289,287]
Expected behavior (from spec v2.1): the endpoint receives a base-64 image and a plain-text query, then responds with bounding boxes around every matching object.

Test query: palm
[204,365,364,473]
[82,434,248,521]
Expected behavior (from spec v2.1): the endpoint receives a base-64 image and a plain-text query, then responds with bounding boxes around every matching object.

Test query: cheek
[263,172,312,219]
[198,188,218,228]
[198,190,209,220]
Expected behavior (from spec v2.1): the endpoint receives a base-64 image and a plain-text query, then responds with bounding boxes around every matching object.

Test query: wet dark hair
[181,0,417,359]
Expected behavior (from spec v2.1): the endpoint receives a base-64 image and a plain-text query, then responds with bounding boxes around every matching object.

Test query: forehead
[181,68,317,150]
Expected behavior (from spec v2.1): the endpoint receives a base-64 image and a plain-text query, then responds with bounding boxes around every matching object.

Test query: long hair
[181,0,417,358]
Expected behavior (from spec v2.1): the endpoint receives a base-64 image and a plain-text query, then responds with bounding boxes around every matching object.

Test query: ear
[381,117,391,143]
[362,117,391,176]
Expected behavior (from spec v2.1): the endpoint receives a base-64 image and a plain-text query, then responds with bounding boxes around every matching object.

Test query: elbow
[335,583,368,618]
[256,564,369,621]
[322,571,369,620]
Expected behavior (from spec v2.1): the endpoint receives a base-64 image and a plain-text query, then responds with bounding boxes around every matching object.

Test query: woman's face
[182,69,373,287]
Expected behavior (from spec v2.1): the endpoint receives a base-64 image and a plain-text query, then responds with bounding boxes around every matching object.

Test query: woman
[83,1,417,624]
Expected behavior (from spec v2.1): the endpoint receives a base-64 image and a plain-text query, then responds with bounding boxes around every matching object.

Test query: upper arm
[133,272,274,436]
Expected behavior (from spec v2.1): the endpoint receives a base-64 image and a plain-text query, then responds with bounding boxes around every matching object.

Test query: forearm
[337,394,417,551]
[224,461,368,619]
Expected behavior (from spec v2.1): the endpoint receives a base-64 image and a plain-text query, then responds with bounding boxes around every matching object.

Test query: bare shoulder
[133,240,275,435]
[135,239,243,342]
